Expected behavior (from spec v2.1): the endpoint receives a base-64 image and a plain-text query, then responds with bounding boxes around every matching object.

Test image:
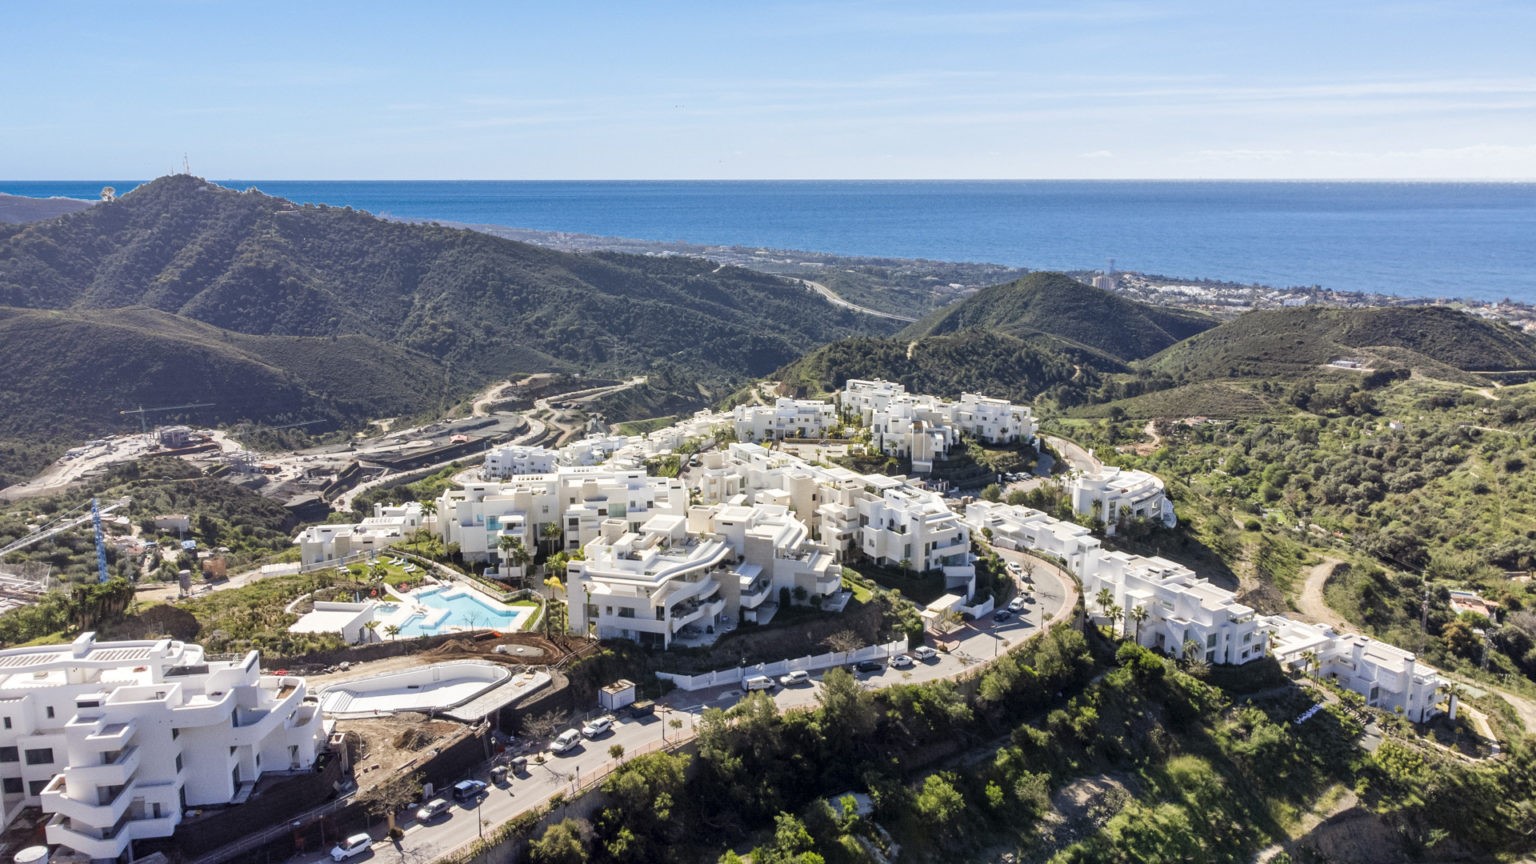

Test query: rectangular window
[175,753,183,773]
[2,777,20,794]
[23,748,53,766]
[27,780,46,797]
[2,717,9,730]
[0,747,17,763]
[45,707,54,720]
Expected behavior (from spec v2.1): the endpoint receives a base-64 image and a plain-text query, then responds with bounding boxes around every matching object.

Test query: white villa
[0,633,324,860]
[1063,464,1175,534]
[731,398,837,442]
[293,502,424,567]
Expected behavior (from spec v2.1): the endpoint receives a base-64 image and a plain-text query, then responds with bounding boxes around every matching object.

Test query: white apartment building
[482,445,558,479]
[435,468,688,578]
[1088,551,1268,666]
[731,398,837,442]
[1265,618,1442,722]
[293,502,423,567]
[838,380,1035,474]
[0,633,324,860]
[1064,465,1175,534]
[566,500,844,648]
[967,493,1442,720]
[688,443,977,598]
[964,501,1103,578]
[951,393,1036,445]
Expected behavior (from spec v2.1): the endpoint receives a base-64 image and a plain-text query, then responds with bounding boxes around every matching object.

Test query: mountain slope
[774,331,1096,404]
[0,193,94,225]
[900,271,1216,365]
[0,175,891,383]
[1146,305,1536,381]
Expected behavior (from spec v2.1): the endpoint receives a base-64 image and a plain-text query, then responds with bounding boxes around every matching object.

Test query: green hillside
[901,271,1217,364]
[0,175,892,480]
[0,176,889,384]
[775,330,1095,404]
[1147,305,1536,381]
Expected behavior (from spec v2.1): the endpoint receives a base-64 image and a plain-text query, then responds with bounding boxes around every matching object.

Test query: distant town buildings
[0,633,324,859]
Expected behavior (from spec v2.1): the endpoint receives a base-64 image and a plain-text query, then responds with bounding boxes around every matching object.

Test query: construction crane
[91,497,109,583]
[119,402,215,434]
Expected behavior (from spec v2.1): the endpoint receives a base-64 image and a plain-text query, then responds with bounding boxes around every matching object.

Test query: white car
[330,833,373,861]
[779,670,811,687]
[1007,561,1022,574]
[414,798,450,822]
[891,654,914,669]
[581,715,615,738]
[1008,597,1027,612]
[550,729,583,753]
[912,646,939,662]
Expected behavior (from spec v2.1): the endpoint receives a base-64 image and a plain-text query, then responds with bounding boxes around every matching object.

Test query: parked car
[581,715,615,738]
[415,798,451,822]
[625,699,655,719]
[741,674,776,692]
[1007,561,1022,574]
[891,654,914,669]
[994,608,1014,622]
[452,780,487,802]
[1008,597,1027,612]
[550,729,583,754]
[330,833,373,861]
[913,645,939,662]
[852,660,883,674]
[779,670,811,687]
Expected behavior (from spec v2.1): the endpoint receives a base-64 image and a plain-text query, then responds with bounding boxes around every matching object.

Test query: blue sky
[4,1,1534,179]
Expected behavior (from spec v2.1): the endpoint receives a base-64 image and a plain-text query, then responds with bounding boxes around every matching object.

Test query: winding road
[799,279,919,323]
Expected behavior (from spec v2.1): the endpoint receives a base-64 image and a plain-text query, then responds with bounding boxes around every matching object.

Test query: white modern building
[837,380,1036,474]
[566,499,844,649]
[967,487,1442,720]
[731,398,837,442]
[1265,617,1443,722]
[1063,464,1175,534]
[482,445,558,479]
[435,468,689,579]
[0,633,324,859]
[293,502,423,567]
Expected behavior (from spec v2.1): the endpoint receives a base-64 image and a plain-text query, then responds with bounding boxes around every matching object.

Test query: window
[27,780,46,797]
[24,748,53,766]
[175,754,183,773]
[45,707,54,720]
[2,717,9,730]
[2,778,20,794]
[0,747,16,763]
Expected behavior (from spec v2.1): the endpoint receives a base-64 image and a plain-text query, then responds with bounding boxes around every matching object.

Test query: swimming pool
[393,586,530,637]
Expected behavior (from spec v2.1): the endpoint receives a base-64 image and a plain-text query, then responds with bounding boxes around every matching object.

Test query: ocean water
[5,180,1534,303]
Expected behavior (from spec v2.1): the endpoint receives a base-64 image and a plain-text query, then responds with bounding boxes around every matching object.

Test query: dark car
[994,609,1014,622]
[852,660,883,673]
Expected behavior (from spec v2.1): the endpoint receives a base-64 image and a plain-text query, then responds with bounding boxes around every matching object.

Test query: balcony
[169,688,235,728]
[46,814,131,861]
[739,579,772,609]
[671,597,725,633]
[82,721,135,748]
[41,774,134,828]
[62,745,141,788]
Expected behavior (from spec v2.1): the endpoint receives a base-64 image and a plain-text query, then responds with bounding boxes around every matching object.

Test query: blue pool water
[397,587,528,637]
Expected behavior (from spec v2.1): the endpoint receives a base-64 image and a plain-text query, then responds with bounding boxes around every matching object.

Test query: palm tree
[499,535,531,583]
[384,624,401,641]
[1106,604,1123,638]
[363,620,380,643]
[1301,650,1319,676]
[1130,605,1149,643]
[1095,588,1114,619]
[540,522,563,557]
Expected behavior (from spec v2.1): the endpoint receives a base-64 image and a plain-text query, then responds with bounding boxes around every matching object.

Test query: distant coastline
[3,179,1533,321]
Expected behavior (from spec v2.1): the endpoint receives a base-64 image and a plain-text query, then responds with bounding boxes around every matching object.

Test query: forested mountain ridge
[0,175,891,381]
[0,175,892,483]
[900,271,1218,365]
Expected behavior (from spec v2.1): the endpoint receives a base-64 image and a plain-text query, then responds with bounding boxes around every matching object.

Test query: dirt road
[1296,558,1352,631]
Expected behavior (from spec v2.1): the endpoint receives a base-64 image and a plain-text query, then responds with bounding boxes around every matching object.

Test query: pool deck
[378,581,533,637]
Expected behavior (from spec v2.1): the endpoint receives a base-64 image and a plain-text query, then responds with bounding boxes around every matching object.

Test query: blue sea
[5,180,1534,304]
